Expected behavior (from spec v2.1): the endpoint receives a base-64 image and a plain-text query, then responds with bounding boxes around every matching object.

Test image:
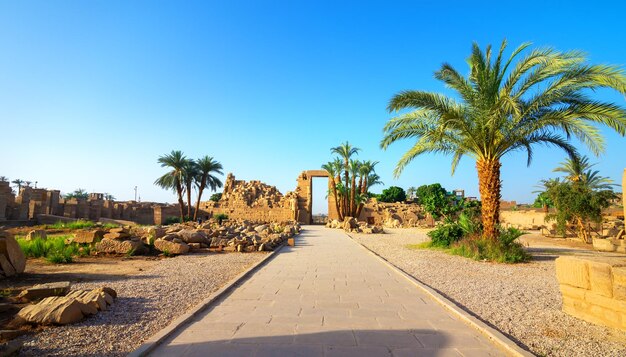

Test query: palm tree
[382,40,626,240]
[331,142,360,217]
[322,160,343,221]
[0,176,7,182]
[154,150,189,222]
[11,179,24,192]
[182,160,199,219]
[356,160,379,217]
[553,155,614,190]
[193,156,224,221]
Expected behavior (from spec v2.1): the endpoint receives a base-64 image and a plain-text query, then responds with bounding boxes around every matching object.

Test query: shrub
[378,186,406,203]
[163,216,180,225]
[46,251,73,264]
[214,213,228,224]
[427,223,464,248]
[449,228,531,263]
[210,193,222,202]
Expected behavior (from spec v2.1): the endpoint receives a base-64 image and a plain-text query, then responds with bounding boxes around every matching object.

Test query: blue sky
[1,1,625,214]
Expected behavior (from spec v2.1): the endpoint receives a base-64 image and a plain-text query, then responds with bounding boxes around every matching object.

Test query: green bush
[449,228,530,263]
[45,220,118,230]
[210,193,222,202]
[163,216,180,225]
[427,223,464,248]
[214,213,228,224]
[378,186,406,203]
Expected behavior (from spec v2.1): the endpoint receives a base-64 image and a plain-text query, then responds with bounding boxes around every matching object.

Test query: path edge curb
[127,243,286,357]
[346,232,535,357]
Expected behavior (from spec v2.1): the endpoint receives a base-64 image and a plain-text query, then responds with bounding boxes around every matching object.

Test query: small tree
[378,186,406,203]
[209,193,222,202]
[416,183,463,221]
[544,180,615,243]
[532,192,553,212]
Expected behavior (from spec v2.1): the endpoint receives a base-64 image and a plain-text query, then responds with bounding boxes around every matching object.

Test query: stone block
[613,267,626,300]
[588,260,614,298]
[73,230,104,244]
[592,237,617,252]
[18,281,71,302]
[555,256,591,290]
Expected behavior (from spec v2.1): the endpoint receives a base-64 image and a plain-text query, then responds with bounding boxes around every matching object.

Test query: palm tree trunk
[176,184,185,222]
[477,159,502,240]
[193,181,206,221]
[344,165,350,218]
[350,175,357,217]
[185,183,192,220]
[329,179,342,221]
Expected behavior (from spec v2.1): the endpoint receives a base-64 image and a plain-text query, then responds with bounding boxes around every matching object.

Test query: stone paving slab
[149,226,507,356]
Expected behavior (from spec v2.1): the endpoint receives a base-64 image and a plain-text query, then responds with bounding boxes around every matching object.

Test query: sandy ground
[350,228,626,357]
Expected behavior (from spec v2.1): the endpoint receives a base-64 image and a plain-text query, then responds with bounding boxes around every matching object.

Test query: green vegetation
[155,150,224,222]
[378,186,406,203]
[63,188,89,200]
[382,40,626,241]
[532,192,554,210]
[214,213,228,224]
[17,235,91,264]
[322,142,382,221]
[163,216,181,225]
[427,223,464,247]
[210,193,222,202]
[538,156,616,242]
[45,220,118,230]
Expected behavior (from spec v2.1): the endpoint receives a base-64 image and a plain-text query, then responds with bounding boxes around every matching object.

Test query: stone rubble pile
[0,230,26,278]
[362,201,434,228]
[326,217,383,234]
[592,218,626,253]
[66,219,301,256]
[17,282,116,325]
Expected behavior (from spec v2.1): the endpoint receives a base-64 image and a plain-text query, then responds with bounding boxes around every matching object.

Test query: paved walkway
[150,226,506,356]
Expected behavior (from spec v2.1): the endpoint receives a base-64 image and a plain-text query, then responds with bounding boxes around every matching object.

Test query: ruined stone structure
[199,174,295,222]
[294,170,338,225]
[0,182,179,226]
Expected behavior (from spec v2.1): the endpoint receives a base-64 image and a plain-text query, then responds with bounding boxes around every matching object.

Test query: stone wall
[0,181,14,222]
[358,200,431,228]
[555,256,626,332]
[500,210,547,230]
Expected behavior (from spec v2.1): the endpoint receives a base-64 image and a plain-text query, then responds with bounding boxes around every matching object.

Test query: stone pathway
[150,226,506,356]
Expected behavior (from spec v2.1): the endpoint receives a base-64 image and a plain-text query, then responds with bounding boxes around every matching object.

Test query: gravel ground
[16,252,266,356]
[350,228,626,357]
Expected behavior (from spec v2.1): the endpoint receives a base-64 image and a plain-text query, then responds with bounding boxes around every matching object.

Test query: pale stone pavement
[150,226,506,356]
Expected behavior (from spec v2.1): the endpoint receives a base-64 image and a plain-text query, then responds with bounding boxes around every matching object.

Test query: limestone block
[592,237,617,252]
[588,260,614,298]
[18,281,71,302]
[25,230,47,241]
[555,256,591,290]
[73,230,104,244]
[559,284,586,300]
[613,267,626,300]
[18,296,84,325]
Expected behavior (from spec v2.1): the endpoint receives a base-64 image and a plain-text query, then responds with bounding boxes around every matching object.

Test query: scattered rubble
[326,217,383,234]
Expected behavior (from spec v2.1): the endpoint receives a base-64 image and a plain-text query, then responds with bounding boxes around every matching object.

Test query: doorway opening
[311,177,329,225]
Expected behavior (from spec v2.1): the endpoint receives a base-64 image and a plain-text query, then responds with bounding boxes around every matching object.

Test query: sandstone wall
[555,256,626,332]
[500,210,547,230]
[199,174,295,223]
[358,200,431,228]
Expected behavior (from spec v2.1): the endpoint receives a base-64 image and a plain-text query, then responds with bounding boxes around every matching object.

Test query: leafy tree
[544,179,615,243]
[193,156,224,221]
[415,183,463,220]
[155,150,190,222]
[64,188,89,200]
[378,186,406,203]
[209,193,222,202]
[532,192,553,211]
[382,40,626,240]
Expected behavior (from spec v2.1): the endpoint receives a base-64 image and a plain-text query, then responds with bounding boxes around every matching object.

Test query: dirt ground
[0,256,160,291]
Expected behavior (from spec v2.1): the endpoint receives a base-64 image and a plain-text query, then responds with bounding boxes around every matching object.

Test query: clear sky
[1,1,625,214]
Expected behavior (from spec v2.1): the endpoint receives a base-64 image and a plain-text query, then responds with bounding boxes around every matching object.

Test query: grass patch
[45,220,119,230]
[413,227,531,263]
[17,234,92,264]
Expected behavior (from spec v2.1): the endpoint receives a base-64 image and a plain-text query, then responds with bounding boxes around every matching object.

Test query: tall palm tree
[321,161,343,221]
[382,40,626,240]
[348,159,361,215]
[11,179,24,192]
[0,176,7,182]
[193,156,224,221]
[182,160,199,219]
[331,142,360,217]
[154,150,189,221]
[356,160,379,217]
[553,155,614,190]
